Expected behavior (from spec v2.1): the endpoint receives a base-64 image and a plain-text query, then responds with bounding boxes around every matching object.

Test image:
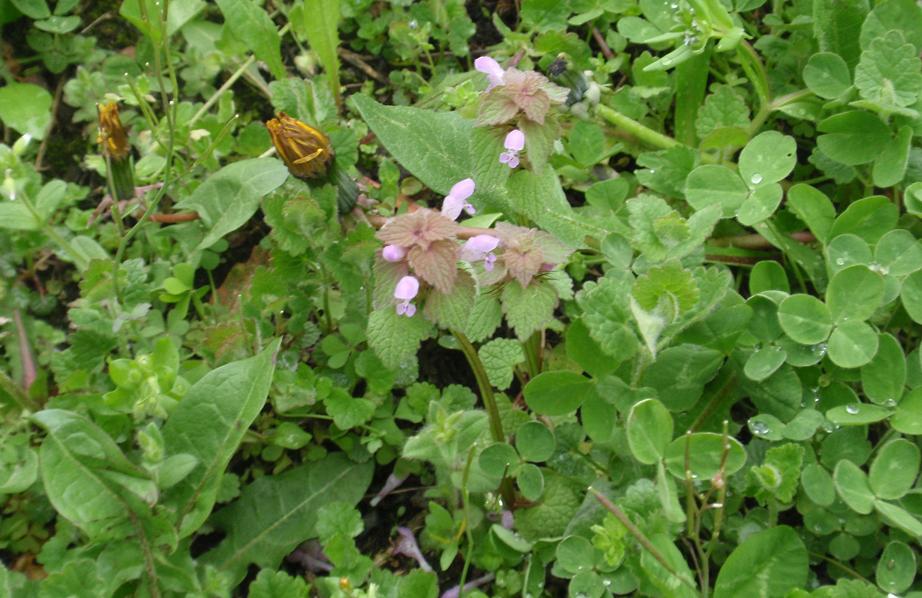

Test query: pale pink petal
[449,178,476,201]
[382,244,407,262]
[504,129,525,151]
[441,194,464,220]
[474,56,505,88]
[394,275,420,301]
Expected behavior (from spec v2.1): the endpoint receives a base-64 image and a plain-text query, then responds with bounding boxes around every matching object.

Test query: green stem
[596,104,680,150]
[591,488,698,591]
[523,331,542,378]
[452,331,504,444]
[452,330,515,509]
[737,40,770,112]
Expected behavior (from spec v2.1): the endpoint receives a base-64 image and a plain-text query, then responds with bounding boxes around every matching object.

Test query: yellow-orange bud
[265,112,333,179]
[97,102,130,161]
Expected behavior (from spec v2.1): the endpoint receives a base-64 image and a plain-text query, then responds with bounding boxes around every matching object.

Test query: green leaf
[778,294,833,345]
[813,0,868,68]
[695,84,751,141]
[216,0,285,79]
[826,402,891,425]
[350,95,474,199]
[626,398,673,465]
[515,421,556,463]
[834,459,874,514]
[869,438,919,500]
[523,371,594,416]
[565,318,616,378]
[713,526,808,598]
[640,344,724,411]
[802,463,836,506]
[900,269,922,324]
[576,273,639,364]
[202,453,373,584]
[479,442,518,479]
[829,195,899,244]
[515,472,581,541]
[856,30,922,107]
[861,333,906,405]
[744,346,787,381]
[324,388,374,430]
[0,202,41,231]
[479,339,526,391]
[501,280,558,340]
[664,433,746,479]
[424,270,476,330]
[860,0,922,51]
[872,125,913,188]
[248,569,310,598]
[296,0,341,104]
[826,265,884,323]
[736,183,783,225]
[828,321,879,367]
[738,131,797,186]
[175,158,289,251]
[516,463,545,501]
[875,229,922,277]
[162,340,280,537]
[556,535,597,576]
[876,541,916,594]
[786,184,836,243]
[749,261,789,294]
[684,165,748,216]
[366,307,433,370]
[0,82,53,139]
[752,443,804,503]
[817,111,890,166]
[874,499,922,537]
[803,52,852,99]
[891,387,922,435]
[31,410,154,538]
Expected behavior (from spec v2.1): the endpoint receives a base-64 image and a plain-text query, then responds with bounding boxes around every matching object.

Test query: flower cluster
[375,180,572,318]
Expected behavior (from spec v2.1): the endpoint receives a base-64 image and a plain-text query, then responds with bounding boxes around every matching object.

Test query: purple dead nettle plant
[474,55,569,169]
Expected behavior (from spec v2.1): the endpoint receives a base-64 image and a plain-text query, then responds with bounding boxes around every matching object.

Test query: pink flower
[394,275,420,317]
[460,234,500,271]
[382,244,407,262]
[499,129,525,168]
[441,178,476,220]
[474,56,505,90]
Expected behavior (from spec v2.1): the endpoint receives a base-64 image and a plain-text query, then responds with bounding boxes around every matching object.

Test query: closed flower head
[441,178,477,220]
[265,112,333,179]
[97,102,130,161]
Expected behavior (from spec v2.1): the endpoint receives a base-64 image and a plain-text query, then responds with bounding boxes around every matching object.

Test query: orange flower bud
[97,102,130,161]
[265,112,333,179]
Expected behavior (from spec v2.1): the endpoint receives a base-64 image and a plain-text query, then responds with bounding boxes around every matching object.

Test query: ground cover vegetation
[1,0,922,596]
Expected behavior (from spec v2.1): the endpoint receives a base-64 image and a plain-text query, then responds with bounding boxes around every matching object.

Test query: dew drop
[750,420,770,436]
[884,399,898,408]
[750,173,763,185]
[835,258,845,266]
[845,404,860,415]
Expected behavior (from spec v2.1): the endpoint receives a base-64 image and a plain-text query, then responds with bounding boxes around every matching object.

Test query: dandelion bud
[97,102,135,200]
[265,112,333,179]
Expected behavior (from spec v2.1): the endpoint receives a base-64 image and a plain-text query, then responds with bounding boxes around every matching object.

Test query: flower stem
[452,331,504,444]
[452,330,516,509]
[596,104,680,150]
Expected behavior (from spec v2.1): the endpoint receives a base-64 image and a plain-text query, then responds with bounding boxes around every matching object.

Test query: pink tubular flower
[460,234,500,271]
[474,56,505,90]
[382,244,407,262]
[394,275,420,317]
[441,178,477,220]
[499,129,525,168]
